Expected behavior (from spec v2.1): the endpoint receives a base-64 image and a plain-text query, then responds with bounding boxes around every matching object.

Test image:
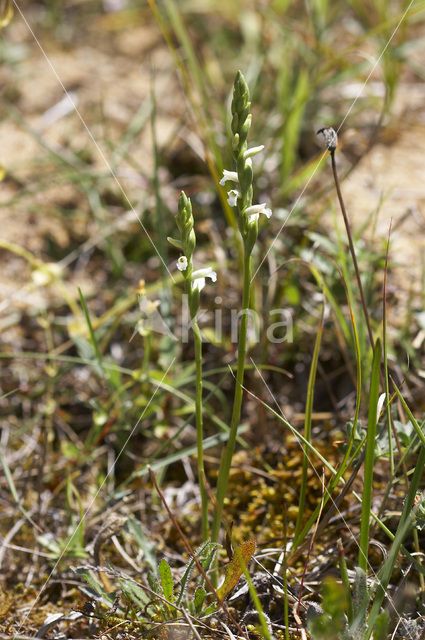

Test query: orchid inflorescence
[211,71,273,546]
[168,191,217,318]
[219,71,272,254]
[168,190,213,538]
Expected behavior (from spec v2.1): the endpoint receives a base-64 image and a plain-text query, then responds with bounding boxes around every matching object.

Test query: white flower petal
[193,277,206,292]
[227,189,239,207]
[245,204,263,215]
[219,170,238,186]
[376,392,386,424]
[192,266,216,281]
[245,203,272,219]
[177,256,188,271]
[191,267,217,290]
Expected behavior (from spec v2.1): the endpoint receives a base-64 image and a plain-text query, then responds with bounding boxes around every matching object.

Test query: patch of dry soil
[340,85,425,307]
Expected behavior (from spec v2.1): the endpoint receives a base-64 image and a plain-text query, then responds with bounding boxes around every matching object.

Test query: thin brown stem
[330,150,375,350]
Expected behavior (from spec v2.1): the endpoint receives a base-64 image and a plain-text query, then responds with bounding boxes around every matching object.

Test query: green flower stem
[192,317,208,540]
[212,249,252,545]
[172,191,211,540]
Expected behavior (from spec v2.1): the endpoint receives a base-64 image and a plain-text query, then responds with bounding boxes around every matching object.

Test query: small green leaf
[199,541,218,586]
[159,558,174,603]
[73,567,112,601]
[118,578,149,609]
[176,540,217,605]
[350,567,368,636]
[176,557,195,606]
[147,571,160,594]
[306,603,328,640]
[373,611,389,640]
[321,578,346,631]
[203,603,217,616]
[193,585,207,616]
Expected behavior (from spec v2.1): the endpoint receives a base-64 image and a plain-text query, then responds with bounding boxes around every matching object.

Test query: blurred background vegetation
[1,0,425,634]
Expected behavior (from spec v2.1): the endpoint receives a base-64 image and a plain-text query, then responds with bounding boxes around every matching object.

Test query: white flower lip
[245,203,272,223]
[219,170,238,186]
[192,278,205,292]
[177,256,188,271]
[191,267,217,281]
[227,189,240,207]
[191,266,217,292]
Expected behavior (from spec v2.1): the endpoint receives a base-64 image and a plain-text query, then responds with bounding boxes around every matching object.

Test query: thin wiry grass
[358,338,381,573]
[294,292,324,541]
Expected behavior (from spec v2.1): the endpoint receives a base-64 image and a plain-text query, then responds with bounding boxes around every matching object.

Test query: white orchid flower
[245,203,272,224]
[191,267,217,292]
[227,189,240,207]
[219,170,238,186]
[177,256,188,271]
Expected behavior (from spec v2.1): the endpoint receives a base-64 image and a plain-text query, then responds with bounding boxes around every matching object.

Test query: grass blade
[78,287,104,378]
[294,298,324,540]
[358,337,381,571]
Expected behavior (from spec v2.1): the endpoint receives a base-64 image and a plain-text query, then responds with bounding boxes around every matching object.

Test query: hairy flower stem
[212,251,252,546]
[192,319,208,540]
[330,150,374,351]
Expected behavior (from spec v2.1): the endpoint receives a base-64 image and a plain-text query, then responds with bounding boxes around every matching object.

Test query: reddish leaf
[217,539,256,599]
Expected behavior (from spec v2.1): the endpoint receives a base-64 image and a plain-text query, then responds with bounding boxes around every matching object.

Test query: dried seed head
[317,127,338,152]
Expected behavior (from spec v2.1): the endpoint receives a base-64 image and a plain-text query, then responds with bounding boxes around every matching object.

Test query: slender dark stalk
[330,149,375,350]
